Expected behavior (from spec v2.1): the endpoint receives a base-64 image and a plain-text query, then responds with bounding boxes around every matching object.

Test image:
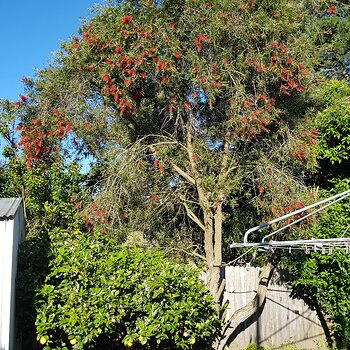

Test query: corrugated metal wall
[223,266,327,349]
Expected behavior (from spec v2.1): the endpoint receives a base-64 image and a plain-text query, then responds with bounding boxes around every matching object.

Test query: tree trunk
[313,297,337,349]
[214,260,274,350]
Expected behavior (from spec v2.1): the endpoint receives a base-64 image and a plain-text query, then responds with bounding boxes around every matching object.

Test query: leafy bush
[35,229,220,349]
[289,179,350,348]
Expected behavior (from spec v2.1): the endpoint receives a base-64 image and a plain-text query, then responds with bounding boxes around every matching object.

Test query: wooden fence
[222,266,327,349]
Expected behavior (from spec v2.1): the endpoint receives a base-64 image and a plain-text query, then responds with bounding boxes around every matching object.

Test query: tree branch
[179,194,206,232]
[216,260,273,350]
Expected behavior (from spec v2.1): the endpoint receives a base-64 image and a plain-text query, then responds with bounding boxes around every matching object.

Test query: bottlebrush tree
[12,0,322,348]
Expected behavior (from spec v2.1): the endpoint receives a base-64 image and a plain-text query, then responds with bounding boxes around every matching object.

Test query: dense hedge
[35,229,220,349]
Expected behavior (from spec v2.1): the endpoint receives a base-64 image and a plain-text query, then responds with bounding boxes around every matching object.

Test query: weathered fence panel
[223,266,326,349]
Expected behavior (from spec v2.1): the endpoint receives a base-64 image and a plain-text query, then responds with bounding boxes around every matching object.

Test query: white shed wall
[0,204,24,350]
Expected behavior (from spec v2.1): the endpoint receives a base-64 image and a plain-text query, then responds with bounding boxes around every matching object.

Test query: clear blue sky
[0,0,104,102]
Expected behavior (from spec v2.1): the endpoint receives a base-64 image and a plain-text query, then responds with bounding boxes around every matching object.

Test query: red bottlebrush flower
[273,11,280,18]
[124,78,132,87]
[84,122,91,131]
[153,159,159,168]
[149,193,158,201]
[286,57,293,65]
[74,202,81,210]
[15,123,22,131]
[103,73,111,82]
[248,0,253,9]
[258,186,264,194]
[72,43,79,49]
[194,37,202,51]
[279,44,286,51]
[13,101,20,106]
[48,130,55,137]
[82,32,89,38]
[229,98,235,104]
[174,51,181,59]
[295,201,303,209]
[115,47,122,54]
[19,95,27,102]
[32,119,41,125]
[53,109,60,116]
[106,59,114,66]
[159,165,164,173]
[85,65,93,71]
[326,6,336,14]
[183,102,190,110]
[212,81,222,88]
[269,42,277,49]
[121,16,132,25]
[169,22,175,29]
[65,123,72,133]
[260,117,269,125]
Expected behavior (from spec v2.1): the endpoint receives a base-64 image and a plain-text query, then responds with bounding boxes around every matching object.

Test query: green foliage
[312,1,350,80]
[243,344,267,350]
[35,230,220,350]
[289,179,350,349]
[313,80,350,183]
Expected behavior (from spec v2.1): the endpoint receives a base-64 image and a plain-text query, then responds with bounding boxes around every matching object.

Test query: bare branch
[180,194,206,232]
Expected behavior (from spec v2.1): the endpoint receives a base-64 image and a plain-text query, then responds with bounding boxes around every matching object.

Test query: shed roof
[0,198,22,220]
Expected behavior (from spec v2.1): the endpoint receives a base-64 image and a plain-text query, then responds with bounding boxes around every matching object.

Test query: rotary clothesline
[229,189,350,253]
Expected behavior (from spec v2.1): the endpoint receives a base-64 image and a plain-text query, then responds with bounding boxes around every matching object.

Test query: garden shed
[0,198,25,350]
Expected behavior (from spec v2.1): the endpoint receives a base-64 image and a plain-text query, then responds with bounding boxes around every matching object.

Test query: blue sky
[0,0,104,102]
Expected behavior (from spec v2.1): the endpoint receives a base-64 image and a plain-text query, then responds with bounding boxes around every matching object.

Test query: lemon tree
[35,229,220,349]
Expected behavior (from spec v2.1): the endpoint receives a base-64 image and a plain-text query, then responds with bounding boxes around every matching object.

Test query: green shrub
[35,229,220,349]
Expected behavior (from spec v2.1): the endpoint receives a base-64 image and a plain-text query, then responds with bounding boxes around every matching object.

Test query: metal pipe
[243,188,350,244]
[262,192,350,242]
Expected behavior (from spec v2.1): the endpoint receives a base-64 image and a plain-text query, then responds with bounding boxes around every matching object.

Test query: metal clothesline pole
[243,188,350,244]
[262,192,350,242]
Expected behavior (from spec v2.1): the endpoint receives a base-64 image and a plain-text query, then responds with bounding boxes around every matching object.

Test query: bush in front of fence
[35,228,220,350]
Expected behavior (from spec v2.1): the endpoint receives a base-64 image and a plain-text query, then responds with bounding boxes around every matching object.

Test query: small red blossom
[115,47,122,54]
[13,101,20,106]
[183,102,190,110]
[53,109,60,116]
[149,193,158,201]
[19,95,27,102]
[169,22,175,29]
[85,122,91,131]
[326,6,336,14]
[121,16,132,25]
[32,119,41,125]
[174,51,181,59]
